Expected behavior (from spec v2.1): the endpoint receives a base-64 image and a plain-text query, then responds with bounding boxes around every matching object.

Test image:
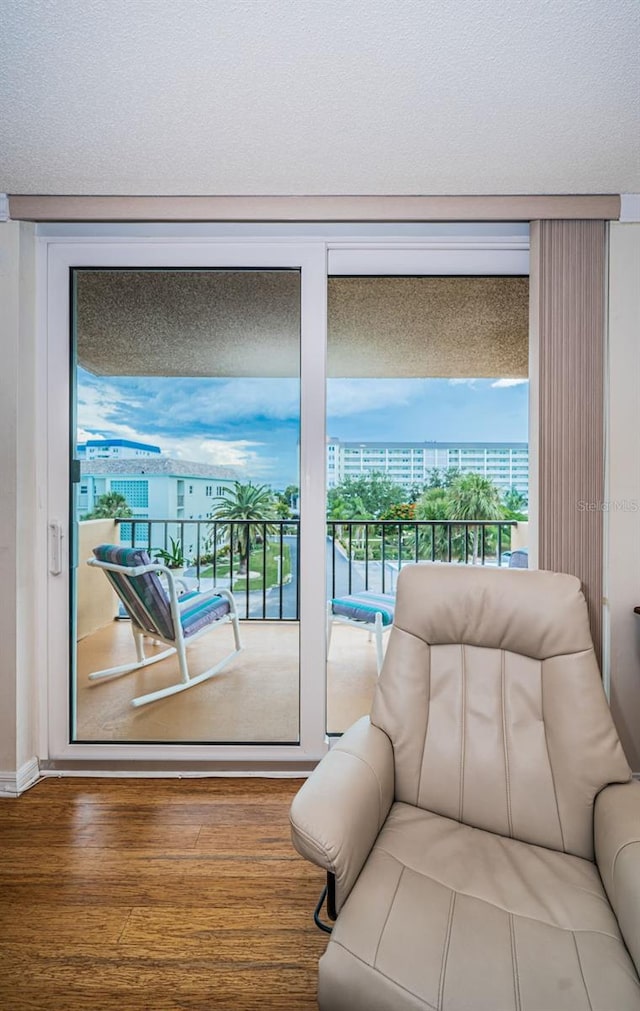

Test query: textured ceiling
[75,271,528,378]
[1,1,638,196]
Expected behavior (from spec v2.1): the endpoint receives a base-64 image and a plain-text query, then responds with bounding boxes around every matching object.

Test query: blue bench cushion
[331,591,395,627]
[180,589,231,638]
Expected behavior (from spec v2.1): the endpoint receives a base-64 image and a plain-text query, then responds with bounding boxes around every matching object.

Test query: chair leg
[131,647,240,707]
[131,603,243,707]
[219,588,243,652]
[175,634,191,685]
[230,608,242,652]
[88,645,177,681]
[313,872,337,934]
[133,625,146,662]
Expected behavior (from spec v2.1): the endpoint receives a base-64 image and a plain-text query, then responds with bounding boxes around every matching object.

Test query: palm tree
[209,482,277,574]
[447,473,504,563]
[415,487,452,560]
[82,491,132,520]
[503,486,528,514]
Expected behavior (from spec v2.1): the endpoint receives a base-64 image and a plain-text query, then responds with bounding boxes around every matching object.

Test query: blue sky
[76,368,528,488]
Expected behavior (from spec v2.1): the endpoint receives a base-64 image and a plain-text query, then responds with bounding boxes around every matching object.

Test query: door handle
[48,521,64,575]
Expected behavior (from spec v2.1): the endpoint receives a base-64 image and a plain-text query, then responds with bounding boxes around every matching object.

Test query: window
[110,480,149,509]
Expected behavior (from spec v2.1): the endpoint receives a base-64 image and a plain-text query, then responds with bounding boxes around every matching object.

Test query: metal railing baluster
[110,518,517,623]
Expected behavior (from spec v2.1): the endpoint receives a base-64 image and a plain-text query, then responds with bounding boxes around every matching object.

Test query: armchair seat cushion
[321,803,640,1011]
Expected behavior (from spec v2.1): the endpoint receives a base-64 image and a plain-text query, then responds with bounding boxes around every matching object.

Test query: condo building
[77,440,239,555]
[327,438,529,496]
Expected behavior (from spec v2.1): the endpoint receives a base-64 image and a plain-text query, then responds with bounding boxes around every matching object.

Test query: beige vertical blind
[532,220,606,661]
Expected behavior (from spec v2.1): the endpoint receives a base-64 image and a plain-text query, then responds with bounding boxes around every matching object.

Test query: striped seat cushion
[331,591,395,626]
[93,544,175,640]
[179,589,231,639]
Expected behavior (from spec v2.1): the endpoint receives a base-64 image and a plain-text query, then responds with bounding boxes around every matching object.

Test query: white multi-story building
[77,438,162,461]
[78,454,239,558]
[327,438,529,497]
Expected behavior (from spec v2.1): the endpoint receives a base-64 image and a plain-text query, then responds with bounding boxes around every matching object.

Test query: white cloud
[77,427,104,444]
[160,378,301,425]
[327,379,415,418]
[155,433,270,474]
[76,376,281,478]
[491,378,529,388]
[77,383,144,441]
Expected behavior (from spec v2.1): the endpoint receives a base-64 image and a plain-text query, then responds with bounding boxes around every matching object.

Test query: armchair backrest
[371,564,631,860]
[92,544,175,641]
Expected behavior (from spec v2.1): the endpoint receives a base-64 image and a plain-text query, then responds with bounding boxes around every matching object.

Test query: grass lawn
[200,541,291,591]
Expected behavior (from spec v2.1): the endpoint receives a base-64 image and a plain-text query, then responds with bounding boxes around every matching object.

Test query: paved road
[248,534,369,619]
[188,534,395,620]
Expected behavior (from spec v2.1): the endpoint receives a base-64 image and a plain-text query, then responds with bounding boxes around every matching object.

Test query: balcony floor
[76,620,378,743]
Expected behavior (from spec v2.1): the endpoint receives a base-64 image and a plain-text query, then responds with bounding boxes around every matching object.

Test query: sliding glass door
[324,241,530,734]
[44,227,529,763]
[46,241,327,762]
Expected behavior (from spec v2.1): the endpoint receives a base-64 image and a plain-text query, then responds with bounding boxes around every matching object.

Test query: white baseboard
[0,757,40,798]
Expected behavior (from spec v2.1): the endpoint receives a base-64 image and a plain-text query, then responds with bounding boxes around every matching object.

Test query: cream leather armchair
[291,564,640,1011]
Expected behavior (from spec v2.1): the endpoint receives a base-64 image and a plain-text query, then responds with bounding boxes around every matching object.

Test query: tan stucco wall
[511,522,529,551]
[77,521,119,640]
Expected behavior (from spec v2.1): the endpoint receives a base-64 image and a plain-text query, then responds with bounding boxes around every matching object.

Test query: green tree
[406,483,425,504]
[284,484,299,509]
[425,466,462,490]
[326,472,405,520]
[82,491,132,520]
[209,481,277,574]
[503,487,528,514]
[415,487,452,559]
[274,498,291,519]
[447,473,504,563]
[326,494,355,522]
[380,502,416,521]
[274,484,299,518]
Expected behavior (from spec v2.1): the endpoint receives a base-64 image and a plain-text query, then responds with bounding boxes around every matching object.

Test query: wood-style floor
[0,778,328,1010]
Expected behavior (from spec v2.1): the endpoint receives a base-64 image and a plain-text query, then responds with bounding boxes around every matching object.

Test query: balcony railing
[114,518,518,621]
[328,519,518,598]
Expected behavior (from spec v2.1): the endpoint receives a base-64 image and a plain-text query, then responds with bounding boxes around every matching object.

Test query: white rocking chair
[87,544,242,707]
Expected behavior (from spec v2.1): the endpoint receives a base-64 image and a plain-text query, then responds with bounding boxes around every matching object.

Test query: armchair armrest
[595,779,640,972]
[290,716,394,913]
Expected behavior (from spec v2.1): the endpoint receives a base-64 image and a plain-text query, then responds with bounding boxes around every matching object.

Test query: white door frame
[43,238,328,763]
[38,228,529,767]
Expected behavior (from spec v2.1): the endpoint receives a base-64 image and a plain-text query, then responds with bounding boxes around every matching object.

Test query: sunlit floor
[75,620,378,743]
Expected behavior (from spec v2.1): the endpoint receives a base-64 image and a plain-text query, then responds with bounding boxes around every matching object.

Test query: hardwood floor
[0,778,328,1010]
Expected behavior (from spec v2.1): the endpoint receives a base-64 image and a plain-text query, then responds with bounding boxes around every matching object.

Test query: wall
[77,520,119,639]
[606,222,640,771]
[511,522,529,552]
[0,220,37,781]
[1,218,638,778]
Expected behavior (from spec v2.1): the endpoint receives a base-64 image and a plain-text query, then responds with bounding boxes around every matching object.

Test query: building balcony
[75,516,526,744]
